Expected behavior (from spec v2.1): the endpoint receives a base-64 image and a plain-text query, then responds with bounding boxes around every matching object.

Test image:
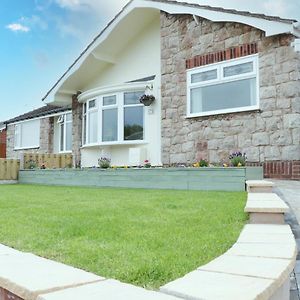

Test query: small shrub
[229,151,246,167]
[199,159,209,167]
[144,160,151,168]
[27,159,37,169]
[98,157,111,169]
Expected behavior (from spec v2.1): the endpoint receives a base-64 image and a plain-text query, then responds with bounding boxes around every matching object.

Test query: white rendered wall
[81,16,161,167]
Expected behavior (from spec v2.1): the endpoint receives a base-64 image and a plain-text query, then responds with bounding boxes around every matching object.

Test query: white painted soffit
[43,0,299,104]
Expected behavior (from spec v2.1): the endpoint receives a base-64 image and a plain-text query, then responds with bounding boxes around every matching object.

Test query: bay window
[83,90,144,145]
[58,113,72,152]
[187,55,259,117]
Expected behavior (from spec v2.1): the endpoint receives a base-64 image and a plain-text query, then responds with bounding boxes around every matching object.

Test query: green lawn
[0,184,247,289]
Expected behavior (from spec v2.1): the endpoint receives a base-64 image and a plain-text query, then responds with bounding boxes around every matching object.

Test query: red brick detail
[186,43,258,69]
[0,287,24,300]
[247,161,300,180]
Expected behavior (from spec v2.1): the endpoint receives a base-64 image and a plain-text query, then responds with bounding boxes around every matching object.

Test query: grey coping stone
[244,200,289,213]
[0,252,103,300]
[248,193,283,201]
[226,242,297,260]
[197,255,294,282]
[37,280,180,300]
[160,270,275,300]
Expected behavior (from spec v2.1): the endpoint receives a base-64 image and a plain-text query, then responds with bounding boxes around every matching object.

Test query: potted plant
[98,157,111,169]
[139,94,155,106]
[229,151,247,167]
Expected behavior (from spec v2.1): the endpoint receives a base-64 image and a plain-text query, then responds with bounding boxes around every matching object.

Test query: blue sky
[0,0,299,121]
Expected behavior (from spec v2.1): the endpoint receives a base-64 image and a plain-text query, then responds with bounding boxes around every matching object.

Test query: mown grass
[0,184,247,289]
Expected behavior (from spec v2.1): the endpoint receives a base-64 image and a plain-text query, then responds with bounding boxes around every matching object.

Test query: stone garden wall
[160,12,300,178]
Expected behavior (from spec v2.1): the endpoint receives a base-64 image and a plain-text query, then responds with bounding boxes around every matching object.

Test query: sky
[0,0,299,122]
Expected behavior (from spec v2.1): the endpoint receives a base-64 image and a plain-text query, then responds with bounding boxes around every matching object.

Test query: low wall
[18,167,263,191]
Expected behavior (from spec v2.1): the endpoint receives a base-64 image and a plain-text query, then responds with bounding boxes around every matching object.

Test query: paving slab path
[272,180,300,300]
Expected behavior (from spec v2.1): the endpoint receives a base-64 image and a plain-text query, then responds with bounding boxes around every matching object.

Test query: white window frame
[186,54,259,118]
[58,113,72,153]
[14,119,40,150]
[83,90,145,147]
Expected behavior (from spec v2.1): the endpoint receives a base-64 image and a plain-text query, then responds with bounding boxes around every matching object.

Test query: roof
[0,122,5,131]
[42,0,299,103]
[4,105,70,125]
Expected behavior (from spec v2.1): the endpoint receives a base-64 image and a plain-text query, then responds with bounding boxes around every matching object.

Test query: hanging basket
[139,94,155,106]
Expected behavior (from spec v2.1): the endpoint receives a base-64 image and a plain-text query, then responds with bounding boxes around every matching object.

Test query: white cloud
[20,15,48,31]
[6,23,30,32]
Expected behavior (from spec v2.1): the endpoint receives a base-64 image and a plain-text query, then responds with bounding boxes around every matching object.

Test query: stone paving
[272,180,300,300]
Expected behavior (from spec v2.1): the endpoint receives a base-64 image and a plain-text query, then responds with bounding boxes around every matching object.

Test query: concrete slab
[242,224,293,235]
[226,243,297,260]
[0,253,104,300]
[237,232,295,244]
[160,270,275,300]
[246,180,275,187]
[198,255,293,282]
[38,280,180,300]
[248,193,283,201]
[245,200,289,213]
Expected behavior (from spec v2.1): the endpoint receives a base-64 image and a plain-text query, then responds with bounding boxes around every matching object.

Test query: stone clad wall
[160,12,300,178]
[6,117,54,160]
[72,95,83,168]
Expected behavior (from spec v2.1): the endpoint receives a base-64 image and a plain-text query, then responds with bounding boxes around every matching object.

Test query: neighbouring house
[0,123,6,158]
[40,0,300,178]
[4,105,72,161]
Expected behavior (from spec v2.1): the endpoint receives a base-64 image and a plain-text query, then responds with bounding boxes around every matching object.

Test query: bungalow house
[42,0,300,177]
[4,105,71,160]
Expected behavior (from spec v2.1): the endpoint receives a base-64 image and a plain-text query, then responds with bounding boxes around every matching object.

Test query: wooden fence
[23,153,73,169]
[0,159,20,180]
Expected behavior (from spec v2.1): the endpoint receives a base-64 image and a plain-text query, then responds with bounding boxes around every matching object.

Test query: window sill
[58,151,72,154]
[186,106,260,118]
[14,146,40,151]
[81,140,148,148]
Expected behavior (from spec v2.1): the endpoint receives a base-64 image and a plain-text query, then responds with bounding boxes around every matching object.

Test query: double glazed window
[83,91,144,145]
[58,113,72,152]
[15,119,40,149]
[187,55,259,117]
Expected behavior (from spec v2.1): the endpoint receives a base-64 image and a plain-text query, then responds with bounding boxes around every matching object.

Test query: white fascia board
[137,0,295,37]
[9,111,72,126]
[45,0,296,104]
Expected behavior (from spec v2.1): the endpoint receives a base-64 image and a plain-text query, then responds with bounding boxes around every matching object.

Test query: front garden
[0,184,247,289]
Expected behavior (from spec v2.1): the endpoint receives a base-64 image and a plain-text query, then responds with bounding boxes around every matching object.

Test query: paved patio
[272,180,300,300]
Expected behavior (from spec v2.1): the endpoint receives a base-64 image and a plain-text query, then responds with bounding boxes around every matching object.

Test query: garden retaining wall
[18,167,263,191]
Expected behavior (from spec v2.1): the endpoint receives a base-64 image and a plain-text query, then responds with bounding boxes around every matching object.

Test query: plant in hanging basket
[139,94,155,106]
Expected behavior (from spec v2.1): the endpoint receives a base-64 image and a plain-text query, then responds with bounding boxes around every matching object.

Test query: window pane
[88,110,98,143]
[102,109,118,142]
[103,95,116,106]
[60,123,64,152]
[66,122,72,151]
[224,62,253,77]
[191,78,256,114]
[124,91,143,105]
[124,106,143,140]
[89,99,96,109]
[20,120,40,148]
[191,69,217,83]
